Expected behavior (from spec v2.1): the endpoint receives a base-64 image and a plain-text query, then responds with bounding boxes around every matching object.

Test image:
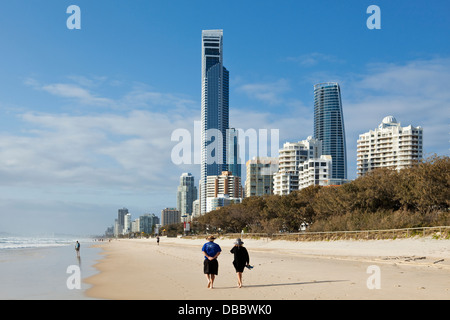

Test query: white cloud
[122,85,196,112]
[286,52,344,67]
[0,104,200,234]
[236,78,291,105]
[40,82,114,106]
[358,58,450,99]
[0,110,195,190]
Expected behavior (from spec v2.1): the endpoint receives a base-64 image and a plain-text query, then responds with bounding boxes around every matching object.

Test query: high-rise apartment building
[139,213,159,234]
[176,173,197,217]
[273,137,322,195]
[206,171,243,200]
[298,155,332,189]
[245,157,279,197]
[131,218,140,233]
[117,208,128,236]
[192,199,200,218]
[205,171,243,213]
[123,213,131,234]
[314,82,347,182]
[200,29,230,215]
[357,116,423,176]
[161,208,181,226]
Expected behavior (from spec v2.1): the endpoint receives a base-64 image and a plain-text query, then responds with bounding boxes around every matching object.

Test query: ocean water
[0,237,102,300]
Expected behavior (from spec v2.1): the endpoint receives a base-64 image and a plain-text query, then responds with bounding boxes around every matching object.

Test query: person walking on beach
[156,236,160,245]
[75,241,80,257]
[230,238,250,288]
[202,235,221,289]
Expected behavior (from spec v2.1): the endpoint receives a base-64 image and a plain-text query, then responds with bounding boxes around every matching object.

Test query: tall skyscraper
[314,82,347,182]
[123,213,131,235]
[200,29,229,214]
[177,173,197,217]
[356,116,423,176]
[117,208,128,236]
[227,128,241,178]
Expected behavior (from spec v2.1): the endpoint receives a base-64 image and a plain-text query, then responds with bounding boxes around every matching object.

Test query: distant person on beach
[202,235,221,289]
[156,236,160,245]
[75,241,80,257]
[230,238,250,288]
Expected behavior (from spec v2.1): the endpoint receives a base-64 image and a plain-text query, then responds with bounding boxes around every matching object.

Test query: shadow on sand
[216,279,349,290]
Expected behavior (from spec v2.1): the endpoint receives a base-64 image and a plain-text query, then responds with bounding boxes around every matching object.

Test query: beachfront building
[113,219,119,237]
[298,155,332,189]
[245,156,279,197]
[123,213,131,235]
[139,213,159,234]
[104,226,114,237]
[205,171,243,213]
[176,173,197,217]
[161,208,181,226]
[200,29,230,215]
[192,199,200,218]
[131,218,140,233]
[117,208,129,236]
[206,171,243,199]
[356,116,423,176]
[206,194,242,212]
[314,82,347,183]
[273,137,322,195]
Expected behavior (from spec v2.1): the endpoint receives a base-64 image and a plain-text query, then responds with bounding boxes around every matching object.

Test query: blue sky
[0,0,449,235]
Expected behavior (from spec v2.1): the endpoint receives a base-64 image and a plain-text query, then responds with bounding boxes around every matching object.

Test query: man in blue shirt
[202,235,221,289]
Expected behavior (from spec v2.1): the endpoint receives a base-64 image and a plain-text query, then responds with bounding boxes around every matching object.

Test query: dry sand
[84,236,450,300]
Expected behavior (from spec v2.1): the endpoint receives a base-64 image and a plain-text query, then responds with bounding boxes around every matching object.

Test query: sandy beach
[84,236,450,300]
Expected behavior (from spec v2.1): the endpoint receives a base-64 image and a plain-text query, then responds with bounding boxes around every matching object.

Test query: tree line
[193,155,449,234]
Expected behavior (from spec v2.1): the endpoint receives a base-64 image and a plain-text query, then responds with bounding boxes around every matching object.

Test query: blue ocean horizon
[0,237,102,300]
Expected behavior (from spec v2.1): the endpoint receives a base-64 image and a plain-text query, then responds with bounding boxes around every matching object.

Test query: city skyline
[0,1,448,235]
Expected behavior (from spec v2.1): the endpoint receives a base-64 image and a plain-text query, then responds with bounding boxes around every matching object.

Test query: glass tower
[177,173,197,217]
[201,30,229,214]
[226,128,241,179]
[314,82,347,181]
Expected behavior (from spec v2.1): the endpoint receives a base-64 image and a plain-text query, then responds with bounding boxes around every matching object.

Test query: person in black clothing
[230,238,250,288]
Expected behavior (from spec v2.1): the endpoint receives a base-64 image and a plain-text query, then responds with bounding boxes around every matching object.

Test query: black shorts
[233,261,246,273]
[203,259,219,275]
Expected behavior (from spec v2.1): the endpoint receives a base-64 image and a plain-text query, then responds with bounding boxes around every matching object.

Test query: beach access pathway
[85,237,450,300]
